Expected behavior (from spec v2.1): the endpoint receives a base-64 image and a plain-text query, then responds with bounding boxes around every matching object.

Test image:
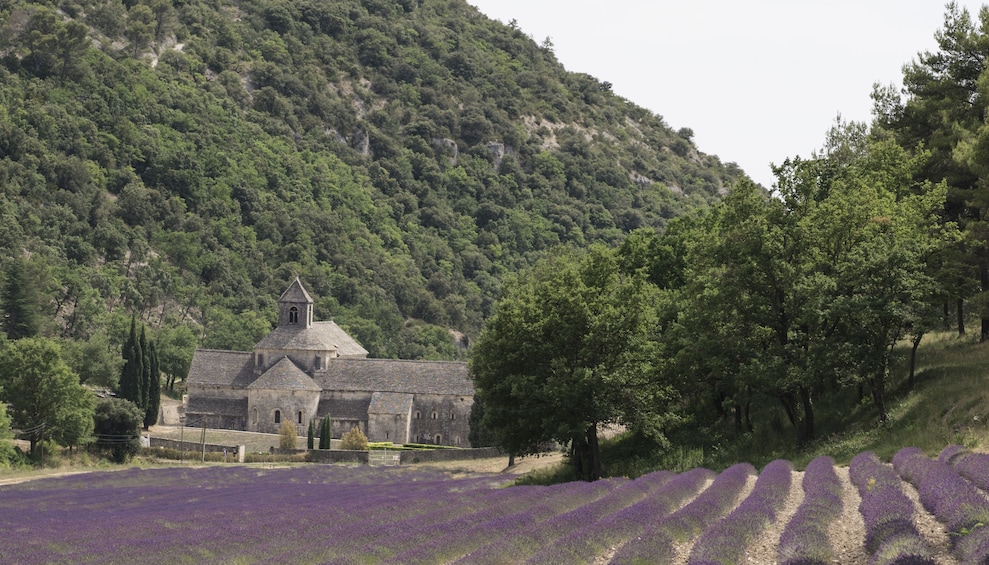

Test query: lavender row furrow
[369,479,617,564]
[893,446,989,563]
[777,456,843,565]
[447,479,639,565]
[606,462,756,565]
[849,450,935,565]
[687,459,793,565]
[939,444,989,493]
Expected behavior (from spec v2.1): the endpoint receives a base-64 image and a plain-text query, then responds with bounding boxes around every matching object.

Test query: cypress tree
[143,340,160,429]
[1,257,40,340]
[319,416,331,449]
[118,317,140,405]
[307,418,314,450]
[138,326,150,412]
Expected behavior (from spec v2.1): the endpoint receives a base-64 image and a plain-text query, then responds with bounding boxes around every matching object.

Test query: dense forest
[0,0,742,377]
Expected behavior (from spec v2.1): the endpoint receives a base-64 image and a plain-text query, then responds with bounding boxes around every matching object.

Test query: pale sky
[468,1,986,188]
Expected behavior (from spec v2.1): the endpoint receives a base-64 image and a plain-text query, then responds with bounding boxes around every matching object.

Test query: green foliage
[471,245,676,480]
[306,418,314,450]
[340,425,369,451]
[0,337,94,455]
[144,340,160,429]
[1,257,41,340]
[278,420,297,449]
[0,0,737,375]
[93,397,143,463]
[318,415,331,450]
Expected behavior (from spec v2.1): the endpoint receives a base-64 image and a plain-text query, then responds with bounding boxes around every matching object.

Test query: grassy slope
[596,331,989,479]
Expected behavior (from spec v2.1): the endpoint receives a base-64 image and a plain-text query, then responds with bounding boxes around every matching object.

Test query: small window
[385,431,389,440]
[415,411,421,419]
[289,306,299,324]
[434,434,441,444]
[298,411,303,424]
[315,356,321,370]
[451,412,456,420]
[257,354,264,367]
[274,410,281,424]
[431,412,437,420]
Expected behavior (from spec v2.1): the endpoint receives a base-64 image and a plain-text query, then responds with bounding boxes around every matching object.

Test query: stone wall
[408,393,473,447]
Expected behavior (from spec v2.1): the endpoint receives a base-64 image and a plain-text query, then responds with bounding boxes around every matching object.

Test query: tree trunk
[983,262,989,342]
[958,298,966,336]
[872,371,888,423]
[570,425,601,481]
[799,385,814,445]
[909,333,923,388]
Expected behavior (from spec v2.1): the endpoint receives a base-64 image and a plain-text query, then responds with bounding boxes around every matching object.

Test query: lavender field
[0,446,981,564]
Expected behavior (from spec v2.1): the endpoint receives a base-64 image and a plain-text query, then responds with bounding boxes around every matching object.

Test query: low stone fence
[307,449,369,464]
[148,437,245,462]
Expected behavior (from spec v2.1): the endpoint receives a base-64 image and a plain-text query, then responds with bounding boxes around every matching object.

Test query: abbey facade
[185,279,474,447]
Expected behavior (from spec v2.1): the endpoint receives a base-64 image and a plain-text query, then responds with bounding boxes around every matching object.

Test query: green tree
[340,426,368,451]
[278,420,297,449]
[467,395,495,448]
[93,398,143,463]
[0,338,95,456]
[143,340,160,429]
[139,326,151,413]
[875,3,989,339]
[470,246,673,481]
[118,317,145,410]
[307,418,315,450]
[155,324,196,391]
[2,257,41,340]
[318,415,331,449]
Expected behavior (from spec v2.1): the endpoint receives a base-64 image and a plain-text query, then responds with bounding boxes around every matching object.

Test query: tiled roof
[368,392,413,415]
[186,396,248,416]
[247,357,321,391]
[319,397,371,420]
[317,359,473,396]
[253,322,368,357]
[186,350,254,387]
[279,277,313,303]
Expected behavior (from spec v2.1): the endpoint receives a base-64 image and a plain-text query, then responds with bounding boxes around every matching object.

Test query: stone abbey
[185,279,474,446]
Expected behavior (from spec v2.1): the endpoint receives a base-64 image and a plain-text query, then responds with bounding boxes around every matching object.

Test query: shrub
[278,420,297,450]
[340,426,369,451]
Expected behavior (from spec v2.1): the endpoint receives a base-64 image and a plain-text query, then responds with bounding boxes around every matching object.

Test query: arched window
[431,412,437,420]
[274,410,281,424]
[385,431,390,440]
[297,411,303,424]
[451,412,456,420]
[252,408,259,426]
[415,411,421,419]
[434,434,441,444]
[289,307,299,324]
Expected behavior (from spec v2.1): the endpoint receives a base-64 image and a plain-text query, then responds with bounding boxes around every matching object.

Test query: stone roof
[319,397,371,420]
[279,277,313,304]
[317,359,473,396]
[368,392,413,415]
[253,322,368,357]
[186,350,254,387]
[186,396,248,416]
[248,357,321,391]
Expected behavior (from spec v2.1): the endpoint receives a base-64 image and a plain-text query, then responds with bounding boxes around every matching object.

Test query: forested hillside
[0,0,743,373]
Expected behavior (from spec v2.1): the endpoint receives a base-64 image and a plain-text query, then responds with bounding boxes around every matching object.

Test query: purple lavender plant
[893,446,989,563]
[777,456,842,565]
[686,459,793,565]
[607,462,756,565]
[849,450,935,565]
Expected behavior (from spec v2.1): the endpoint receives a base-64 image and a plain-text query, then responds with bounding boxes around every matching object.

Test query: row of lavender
[2,448,987,564]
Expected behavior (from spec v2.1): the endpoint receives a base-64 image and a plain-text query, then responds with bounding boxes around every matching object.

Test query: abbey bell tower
[278,277,313,328]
